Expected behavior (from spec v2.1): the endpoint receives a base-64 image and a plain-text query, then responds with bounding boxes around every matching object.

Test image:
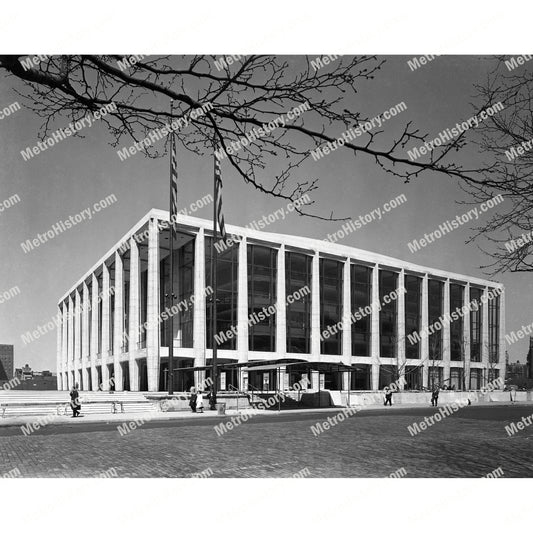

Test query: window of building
[286,252,312,353]
[351,264,371,357]
[178,237,195,348]
[320,258,343,355]
[139,269,148,348]
[248,244,277,351]
[109,263,115,354]
[379,270,398,358]
[428,366,443,389]
[470,287,482,362]
[488,294,500,364]
[205,236,238,350]
[428,279,443,360]
[405,275,421,359]
[87,282,92,356]
[405,366,422,390]
[469,368,482,390]
[450,283,464,361]
[350,366,371,390]
[450,367,464,390]
[122,252,130,353]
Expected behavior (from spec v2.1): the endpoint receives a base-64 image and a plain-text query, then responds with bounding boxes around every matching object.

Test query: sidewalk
[0,399,528,431]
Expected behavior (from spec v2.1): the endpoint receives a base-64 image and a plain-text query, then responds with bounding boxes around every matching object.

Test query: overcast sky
[0,55,531,371]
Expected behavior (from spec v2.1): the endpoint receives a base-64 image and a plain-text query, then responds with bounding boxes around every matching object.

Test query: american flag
[214,148,227,241]
[170,133,178,223]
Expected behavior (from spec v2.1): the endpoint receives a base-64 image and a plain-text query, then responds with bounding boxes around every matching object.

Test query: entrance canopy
[173,359,355,373]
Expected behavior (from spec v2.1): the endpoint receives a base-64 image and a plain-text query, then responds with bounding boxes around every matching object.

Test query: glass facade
[109,263,115,353]
[488,295,500,364]
[428,366,443,389]
[87,282,92,356]
[97,273,103,354]
[122,252,130,353]
[405,275,421,359]
[470,287,482,362]
[379,270,398,358]
[320,258,343,355]
[351,264,371,357]
[450,283,464,361]
[178,237,195,348]
[247,245,277,352]
[428,280,443,360]
[469,368,482,389]
[350,366,371,389]
[286,252,312,353]
[450,367,463,390]
[139,269,147,347]
[206,236,238,350]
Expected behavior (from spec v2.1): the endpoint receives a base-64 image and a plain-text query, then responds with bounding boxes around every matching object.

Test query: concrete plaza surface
[0,403,531,477]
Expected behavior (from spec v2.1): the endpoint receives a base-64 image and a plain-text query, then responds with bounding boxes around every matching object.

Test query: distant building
[13,364,57,390]
[0,344,14,386]
[15,363,33,381]
[506,351,530,389]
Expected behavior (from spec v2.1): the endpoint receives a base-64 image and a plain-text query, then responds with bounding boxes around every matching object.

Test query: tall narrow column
[190,228,206,387]
[56,306,62,390]
[463,283,471,390]
[114,251,124,391]
[397,269,406,386]
[481,286,489,385]
[421,274,429,388]
[82,283,90,390]
[67,295,74,389]
[59,301,68,390]
[101,263,110,389]
[74,289,81,387]
[276,245,287,387]
[146,218,160,392]
[193,228,207,388]
[90,274,99,391]
[61,301,68,390]
[341,258,352,390]
[311,251,320,362]
[129,237,140,391]
[442,279,451,384]
[371,265,380,390]
[237,237,249,364]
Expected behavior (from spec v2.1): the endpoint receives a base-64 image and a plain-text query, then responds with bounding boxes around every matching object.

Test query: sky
[0,55,531,371]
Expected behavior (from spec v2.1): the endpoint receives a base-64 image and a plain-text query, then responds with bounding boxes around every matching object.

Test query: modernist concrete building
[57,209,506,393]
[0,344,14,386]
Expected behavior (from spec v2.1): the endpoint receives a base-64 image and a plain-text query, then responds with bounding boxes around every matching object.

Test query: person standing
[196,390,204,413]
[69,383,81,417]
[189,386,197,413]
[384,389,393,406]
[431,388,439,407]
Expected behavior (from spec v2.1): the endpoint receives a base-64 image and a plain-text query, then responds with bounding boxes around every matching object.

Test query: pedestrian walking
[384,389,393,406]
[189,386,197,413]
[69,383,81,417]
[196,390,204,413]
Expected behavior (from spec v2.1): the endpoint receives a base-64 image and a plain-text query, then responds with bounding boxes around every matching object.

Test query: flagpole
[168,101,175,396]
[210,145,218,410]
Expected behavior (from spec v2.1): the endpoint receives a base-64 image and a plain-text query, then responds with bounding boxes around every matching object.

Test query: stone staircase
[0,390,157,418]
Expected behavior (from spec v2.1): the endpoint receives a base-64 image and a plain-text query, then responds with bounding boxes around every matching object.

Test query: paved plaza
[0,404,531,478]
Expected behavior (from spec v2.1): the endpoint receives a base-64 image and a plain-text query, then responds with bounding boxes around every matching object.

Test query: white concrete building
[57,209,505,393]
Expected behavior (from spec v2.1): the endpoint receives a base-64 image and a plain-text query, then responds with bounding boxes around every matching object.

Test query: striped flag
[214,148,227,242]
[170,133,178,224]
